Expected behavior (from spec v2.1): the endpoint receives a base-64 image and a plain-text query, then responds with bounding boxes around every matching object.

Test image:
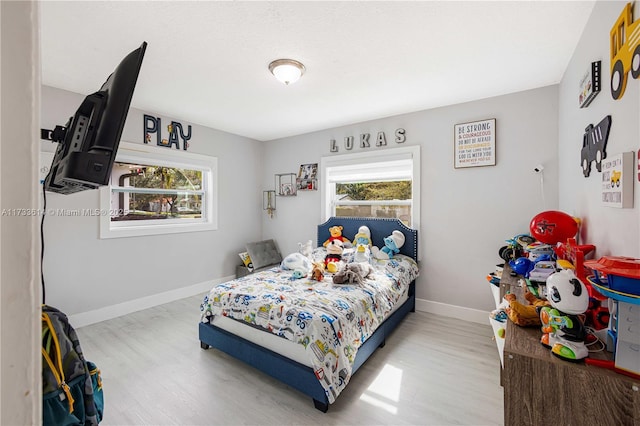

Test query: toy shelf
[497,264,639,426]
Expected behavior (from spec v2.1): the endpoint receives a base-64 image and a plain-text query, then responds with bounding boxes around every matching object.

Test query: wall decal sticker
[610,3,640,100]
[580,115,612,177]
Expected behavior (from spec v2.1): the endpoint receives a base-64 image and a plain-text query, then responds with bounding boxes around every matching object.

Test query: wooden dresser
[499,265,640,426]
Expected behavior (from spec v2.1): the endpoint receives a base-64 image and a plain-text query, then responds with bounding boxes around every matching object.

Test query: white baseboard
[70,275,234,328]
[415,297,490,325]
[70,280,490,329]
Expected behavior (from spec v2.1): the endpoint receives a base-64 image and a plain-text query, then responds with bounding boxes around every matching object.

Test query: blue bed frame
[199,217,418,412]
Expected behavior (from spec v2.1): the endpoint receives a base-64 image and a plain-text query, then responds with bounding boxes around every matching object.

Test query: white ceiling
[40,1,595,142]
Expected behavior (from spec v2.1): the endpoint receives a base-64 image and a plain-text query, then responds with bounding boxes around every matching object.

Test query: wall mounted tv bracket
[41,125,68,144]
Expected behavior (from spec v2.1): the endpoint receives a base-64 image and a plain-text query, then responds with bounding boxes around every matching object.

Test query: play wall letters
[143,114,192,151]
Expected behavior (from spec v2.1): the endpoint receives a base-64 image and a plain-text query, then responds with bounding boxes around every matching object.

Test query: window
[320,146,420,228]
[100,142,218,238]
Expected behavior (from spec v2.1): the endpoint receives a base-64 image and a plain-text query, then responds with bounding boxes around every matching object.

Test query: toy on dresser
[503,284,550,327]
[538,269,589,361]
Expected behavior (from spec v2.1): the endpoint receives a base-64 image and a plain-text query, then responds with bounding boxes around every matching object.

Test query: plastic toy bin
[585,256,640,297]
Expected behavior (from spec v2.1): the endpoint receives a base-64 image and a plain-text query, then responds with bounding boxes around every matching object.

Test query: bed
[199,217,419,412]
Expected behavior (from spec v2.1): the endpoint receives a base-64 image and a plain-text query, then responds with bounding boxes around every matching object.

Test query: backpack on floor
[42,305,104,426]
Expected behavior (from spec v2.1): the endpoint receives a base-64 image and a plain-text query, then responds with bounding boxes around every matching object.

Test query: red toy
[555,238,607,330]
[584,256,640,296]
[529,211,579,245]
[554,238,596,283]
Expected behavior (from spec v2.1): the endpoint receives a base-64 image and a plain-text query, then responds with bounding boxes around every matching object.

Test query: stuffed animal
[354,244,371,263]
[352,225,372,263]
[323,225,350,247]
[371,230,405,260]
[324,239,344,273]
[298,239,313,258]
[352,225,372,248]
[503,285,550,327]
[333,263,374,285]
[281,252,312,279]
[310,261,325,281]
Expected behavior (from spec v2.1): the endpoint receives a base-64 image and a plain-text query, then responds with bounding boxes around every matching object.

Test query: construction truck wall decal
[610,2,640,100]
[581,115,612,178]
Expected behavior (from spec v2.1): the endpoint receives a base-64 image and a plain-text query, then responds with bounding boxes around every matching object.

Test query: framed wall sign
[578,61,601,108]
[601,151,634,208]
[454,118,496,168]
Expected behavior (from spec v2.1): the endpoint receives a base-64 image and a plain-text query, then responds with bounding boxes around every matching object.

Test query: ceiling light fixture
[268,59,305,85]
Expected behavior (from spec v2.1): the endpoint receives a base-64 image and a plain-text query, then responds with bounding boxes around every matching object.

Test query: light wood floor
[76,294,504,425]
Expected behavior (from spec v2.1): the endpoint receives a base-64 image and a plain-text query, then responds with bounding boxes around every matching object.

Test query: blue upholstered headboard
[317,217,418,261]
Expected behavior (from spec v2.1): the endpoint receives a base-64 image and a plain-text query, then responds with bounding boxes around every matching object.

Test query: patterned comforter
[200,247,419,404]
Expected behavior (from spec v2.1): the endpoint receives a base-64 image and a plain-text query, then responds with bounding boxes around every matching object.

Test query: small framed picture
[579,61,601,108]
[297,163,318,191]
[454,118,496,168]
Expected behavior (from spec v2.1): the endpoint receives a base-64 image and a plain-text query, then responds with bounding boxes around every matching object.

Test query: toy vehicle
[580,115,612,177]
[499,234,535,262]
[525,242,555,261]
[528,261,557,283]
[610,3,640,100]
[610,169,621,187]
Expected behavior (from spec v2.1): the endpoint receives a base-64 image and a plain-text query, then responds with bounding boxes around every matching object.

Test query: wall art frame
[454,118,496,168]
[601,151,634,208]
[296,163,318,191]
[579,60,601,108]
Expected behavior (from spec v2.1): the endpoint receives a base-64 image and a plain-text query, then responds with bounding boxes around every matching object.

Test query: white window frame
[320,145,420,229]
[99,141,218,239]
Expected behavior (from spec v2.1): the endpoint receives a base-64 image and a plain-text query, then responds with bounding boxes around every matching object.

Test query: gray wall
[41,86,265,315]
[262,1,640,315]
[41,1,640,321]
[559,0,640,258]
[262,86,560,314]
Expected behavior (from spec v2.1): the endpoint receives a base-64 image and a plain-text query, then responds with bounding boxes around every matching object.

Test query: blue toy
[371,230,405,260]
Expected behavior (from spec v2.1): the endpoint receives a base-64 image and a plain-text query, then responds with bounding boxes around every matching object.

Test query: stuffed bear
[333,263,374,285]
[371,230,405,260]
[324,239,344,273]
[323,225,350,247]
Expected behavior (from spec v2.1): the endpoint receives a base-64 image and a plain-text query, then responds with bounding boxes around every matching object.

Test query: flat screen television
[42,42,147,194]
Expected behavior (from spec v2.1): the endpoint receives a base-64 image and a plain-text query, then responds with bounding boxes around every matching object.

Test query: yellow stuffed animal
[323,225,350,247]
[504,287,550,327]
